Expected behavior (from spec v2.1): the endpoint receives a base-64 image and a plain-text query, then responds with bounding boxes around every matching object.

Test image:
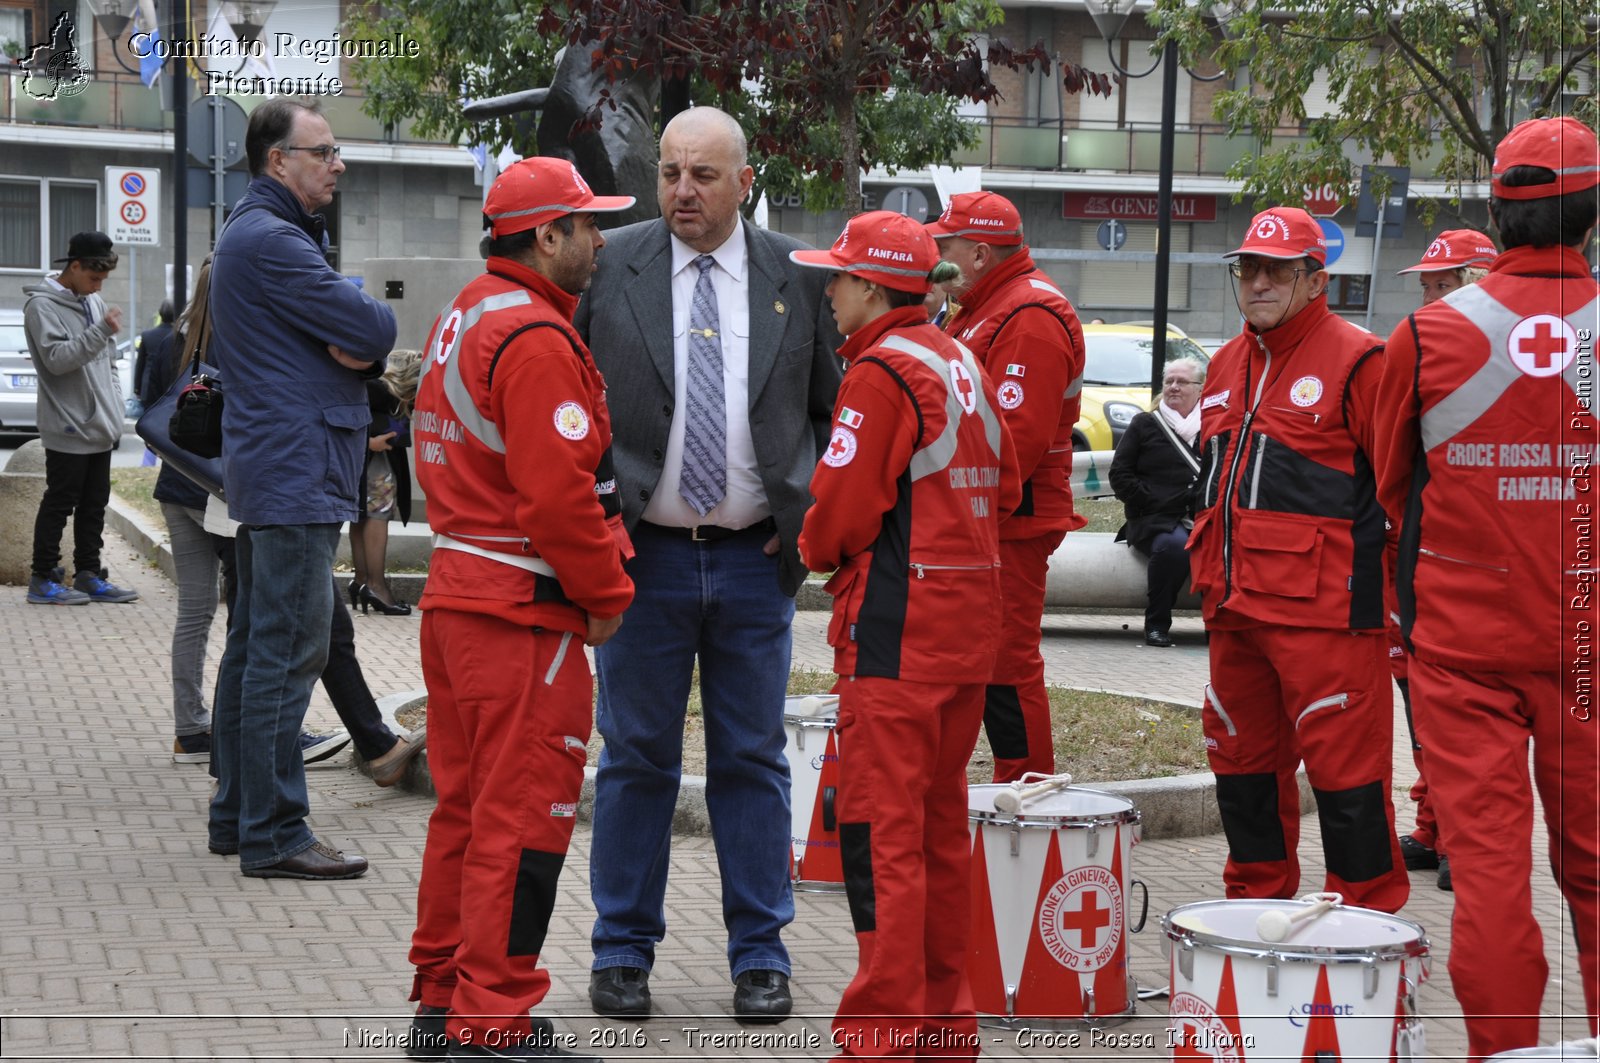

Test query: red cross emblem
[433,307,464,366]
[949,360,978,414]
[822,426,858,467]
[1060,888,1111,948]
[1508,315,1576,378]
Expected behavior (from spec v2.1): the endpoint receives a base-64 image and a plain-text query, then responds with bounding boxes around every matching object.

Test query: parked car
[0,309,36,433]
[0,312,137,434]
[1074,322,1212,451]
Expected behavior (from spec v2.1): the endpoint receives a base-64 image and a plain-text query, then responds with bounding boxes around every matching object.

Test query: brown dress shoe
[242,839,368,879]
[370,728,428,788]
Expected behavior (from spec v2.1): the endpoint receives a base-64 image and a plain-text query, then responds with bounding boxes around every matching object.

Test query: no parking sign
[106,167,160,246]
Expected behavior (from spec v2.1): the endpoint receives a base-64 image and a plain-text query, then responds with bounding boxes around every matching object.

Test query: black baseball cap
[53,231,118,268]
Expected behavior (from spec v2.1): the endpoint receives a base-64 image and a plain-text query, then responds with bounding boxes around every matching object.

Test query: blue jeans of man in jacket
[208,523,340,868]
[589,524,796,979]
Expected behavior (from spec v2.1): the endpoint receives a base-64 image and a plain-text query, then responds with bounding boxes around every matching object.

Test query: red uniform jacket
[800,307,1022,682]
[1376,244,1600,673]
[1189,295,1387,630]
[414,257,634,634]
[944,249,1085,540]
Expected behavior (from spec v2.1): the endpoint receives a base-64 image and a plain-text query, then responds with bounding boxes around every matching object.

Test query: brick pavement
[0,528,1590,1060]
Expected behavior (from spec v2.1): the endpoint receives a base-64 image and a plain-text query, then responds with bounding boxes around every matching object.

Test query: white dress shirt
[642,223,770,530]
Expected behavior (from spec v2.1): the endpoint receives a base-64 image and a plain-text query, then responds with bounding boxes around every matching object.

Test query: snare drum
[967,783,1144,1027]
[782,694,843,892]
[1162,898,1430,1061]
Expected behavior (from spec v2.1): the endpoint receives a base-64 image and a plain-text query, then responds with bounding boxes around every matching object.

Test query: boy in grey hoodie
[23,230,139,605]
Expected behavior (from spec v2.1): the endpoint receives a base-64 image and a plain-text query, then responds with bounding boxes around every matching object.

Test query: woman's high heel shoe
[346,581,364,610]
[360,584,412,616]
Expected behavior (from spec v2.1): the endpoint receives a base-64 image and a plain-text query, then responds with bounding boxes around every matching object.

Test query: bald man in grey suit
[573,106,842,1023]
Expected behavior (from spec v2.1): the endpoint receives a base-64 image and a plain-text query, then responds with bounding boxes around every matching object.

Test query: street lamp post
[1089,0,1226,398]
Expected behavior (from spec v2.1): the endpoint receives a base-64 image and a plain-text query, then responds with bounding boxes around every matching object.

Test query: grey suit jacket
[574,218,843,597]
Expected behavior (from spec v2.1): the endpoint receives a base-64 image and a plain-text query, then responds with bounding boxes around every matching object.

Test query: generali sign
[1063,192,1218,223]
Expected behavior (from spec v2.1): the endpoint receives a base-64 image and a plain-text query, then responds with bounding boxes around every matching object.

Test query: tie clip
[698,327,717,339]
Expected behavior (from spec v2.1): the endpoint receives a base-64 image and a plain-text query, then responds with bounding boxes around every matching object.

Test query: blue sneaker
[27,574,90,606]
[73,570,139,604]
[300,729,352,764]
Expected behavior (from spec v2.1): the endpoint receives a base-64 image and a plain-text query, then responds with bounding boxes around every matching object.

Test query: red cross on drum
[967,783,1144,1028]
[1508,314,1579,378]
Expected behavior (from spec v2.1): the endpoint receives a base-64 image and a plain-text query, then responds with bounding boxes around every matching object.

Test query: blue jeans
[208,523,340,869]
[590,523,796,978]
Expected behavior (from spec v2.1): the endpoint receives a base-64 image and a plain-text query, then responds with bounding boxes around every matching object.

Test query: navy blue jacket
[209,177,396,525]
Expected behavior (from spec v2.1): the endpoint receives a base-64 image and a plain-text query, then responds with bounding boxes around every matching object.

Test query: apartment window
[1077,221,1191,310]
[1327,275,1369,312]
[0,178,98,271]
[1078,36,1192,128]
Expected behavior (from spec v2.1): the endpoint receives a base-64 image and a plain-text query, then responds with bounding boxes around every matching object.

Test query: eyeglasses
[1229,259,1310,283]
[1162,378,1202,388]
[280,144,342,164]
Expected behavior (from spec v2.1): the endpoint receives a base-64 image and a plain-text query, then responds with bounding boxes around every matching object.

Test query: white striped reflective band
[1420,287,1598,451]
[879,334,1003,481]
[432,532,557,577]
[545,631,574,685]
[441,289,537,455]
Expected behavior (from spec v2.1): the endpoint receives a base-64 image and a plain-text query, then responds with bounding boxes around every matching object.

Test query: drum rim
[1159,900,1430,963]
[968,783,1142,828]
[783,714,839,726]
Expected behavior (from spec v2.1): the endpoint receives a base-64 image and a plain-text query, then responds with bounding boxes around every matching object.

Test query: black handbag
[167,295,224,459]
[136,357,226,501]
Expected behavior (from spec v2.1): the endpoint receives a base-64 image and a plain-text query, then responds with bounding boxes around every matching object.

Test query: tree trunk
[837,96,862,216]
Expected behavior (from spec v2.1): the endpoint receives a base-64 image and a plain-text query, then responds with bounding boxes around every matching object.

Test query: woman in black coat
[348,350,420,615]
[1109,355,1205,646]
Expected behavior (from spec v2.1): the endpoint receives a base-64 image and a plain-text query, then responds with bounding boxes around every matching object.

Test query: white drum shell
[782,695,843,891]
[1161,899,1430,1061]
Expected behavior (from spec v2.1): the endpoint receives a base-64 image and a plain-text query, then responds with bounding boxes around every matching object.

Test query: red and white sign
[1302,182,1346,218]
[105,166,160,246]
[1063,192,1218,223]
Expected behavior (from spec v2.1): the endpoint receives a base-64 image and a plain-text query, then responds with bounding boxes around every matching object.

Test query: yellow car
[1074,322,1212,452]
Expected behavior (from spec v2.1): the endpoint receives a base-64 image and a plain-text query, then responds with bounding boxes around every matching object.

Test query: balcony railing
[0,67,445,146]
[951,116,1485,181]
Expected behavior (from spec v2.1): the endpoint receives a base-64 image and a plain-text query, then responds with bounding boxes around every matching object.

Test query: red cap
[923,191,1024,245]
[483,157,634,238]
[1226,207,1328,265]
[790,211,941,293]
[1491,117,1600,201]
[1397,229,1498,274]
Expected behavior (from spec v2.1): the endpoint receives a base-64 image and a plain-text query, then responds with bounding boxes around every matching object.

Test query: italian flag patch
[1005,363,1026,378]
[838,407,864,428]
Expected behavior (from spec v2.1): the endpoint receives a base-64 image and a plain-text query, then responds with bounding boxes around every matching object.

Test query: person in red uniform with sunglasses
[1188,205,1409,915]
[793,211,1020,1059]
[1375,116,1600,1062]
[401,157,635,1062]
[927,191,1086,782]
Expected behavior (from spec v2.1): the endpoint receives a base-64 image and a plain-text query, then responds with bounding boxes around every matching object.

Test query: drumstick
[1256,893,1341,942]
[992,772,1073,813]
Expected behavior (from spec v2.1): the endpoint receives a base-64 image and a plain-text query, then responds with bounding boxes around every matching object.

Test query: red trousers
[985,532,1064,782]
[1410,657,1600,1061]
[1203,625,1409,913]
[409,611,592,1046]
[1395,676,1442,852]
[832,676,986,1061]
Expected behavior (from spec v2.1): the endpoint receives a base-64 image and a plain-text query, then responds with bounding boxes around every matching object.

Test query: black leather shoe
[733,969,791,1024]
[241,839,368,879]
[1144,629,1174,647]
[445,1019,598,1060]
[589,966,650,1018]
[1398,834,1440,871]
[407,1005,449,1062]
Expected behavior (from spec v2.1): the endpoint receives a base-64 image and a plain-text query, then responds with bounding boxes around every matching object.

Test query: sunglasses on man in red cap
[483,157,634,238]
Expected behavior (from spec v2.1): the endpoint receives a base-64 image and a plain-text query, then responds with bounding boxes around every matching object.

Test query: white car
[0,309,36,434]
[0,311,136,433]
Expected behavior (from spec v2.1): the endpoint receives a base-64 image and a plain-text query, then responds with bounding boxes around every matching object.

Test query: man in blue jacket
[206,98,397,880]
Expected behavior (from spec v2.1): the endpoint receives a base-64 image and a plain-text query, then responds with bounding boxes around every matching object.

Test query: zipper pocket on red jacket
[909,561,994,580]
[1418,548,1510,573]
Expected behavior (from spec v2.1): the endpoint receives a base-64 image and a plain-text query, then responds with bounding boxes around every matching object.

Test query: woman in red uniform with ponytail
[792,212,1021,1059]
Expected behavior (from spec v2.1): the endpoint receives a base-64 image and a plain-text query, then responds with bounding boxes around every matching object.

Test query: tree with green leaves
[349,0,1112,214]
[1158,0,1598,215]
